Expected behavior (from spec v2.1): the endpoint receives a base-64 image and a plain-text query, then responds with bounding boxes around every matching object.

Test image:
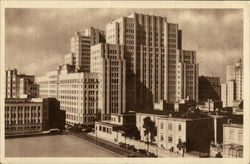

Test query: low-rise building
[5,98,43,134]
[94,112,136,143]
[5,98,65,135]
[136,111,227,155]
[204,99,222,112]
[222,123,243,158]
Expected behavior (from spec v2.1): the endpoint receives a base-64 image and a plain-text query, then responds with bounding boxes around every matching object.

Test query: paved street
[5,135,123,157]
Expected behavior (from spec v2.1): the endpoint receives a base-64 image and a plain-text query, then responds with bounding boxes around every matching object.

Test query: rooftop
[223,123,243,128]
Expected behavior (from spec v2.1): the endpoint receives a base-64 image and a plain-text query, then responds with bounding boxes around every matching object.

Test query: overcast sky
[5,8,243,83]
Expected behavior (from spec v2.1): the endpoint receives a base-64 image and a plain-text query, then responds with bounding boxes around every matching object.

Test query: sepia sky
[5,8,243,83]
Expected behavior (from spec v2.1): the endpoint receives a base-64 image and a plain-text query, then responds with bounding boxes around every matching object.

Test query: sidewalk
[65,131,145,157]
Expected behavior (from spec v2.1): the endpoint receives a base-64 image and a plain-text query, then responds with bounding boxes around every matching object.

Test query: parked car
[128,145,137,152]
[119,143,126,148]
[48,128,61,135]
[147,152,157,157]
[137,149,147,155]
[82,126,93,132]
[127,153,136,157]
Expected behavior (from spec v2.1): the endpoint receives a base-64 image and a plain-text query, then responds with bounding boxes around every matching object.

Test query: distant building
[174,99,196,112]
[5,69,39,99]
[222,123,243,158]
[176,50,199,102]
[221,59,243,107]
[37,65,75,99]
[232,100,243,115]
[4,98,65,135]
[199,75,221,103]
[70,27,105,72]
[221,80,236,107]
[204,99,222,112]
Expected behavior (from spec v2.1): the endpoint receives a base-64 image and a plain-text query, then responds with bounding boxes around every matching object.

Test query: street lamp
[95,125,97,144]
[119,130,126,150]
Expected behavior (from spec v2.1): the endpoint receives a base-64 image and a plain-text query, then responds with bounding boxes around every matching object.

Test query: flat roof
[136,111,212,121]
[95,121,121,128]
[223,123,243,128]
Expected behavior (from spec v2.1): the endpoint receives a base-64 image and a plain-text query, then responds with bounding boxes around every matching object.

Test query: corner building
[91,43,126,120]
[105,13,197,111]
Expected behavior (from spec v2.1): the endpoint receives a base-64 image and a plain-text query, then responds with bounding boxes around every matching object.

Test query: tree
[123,126,141,140]
[177,140,186,157]
[143,117,157,152]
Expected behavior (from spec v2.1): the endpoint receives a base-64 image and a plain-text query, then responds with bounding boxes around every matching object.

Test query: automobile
[42,131,50,134]
[48,128,60,134]
[147,152,157,157]
[119,143,126,149]
[128,145,137,152]
[127,153,136,157]
[137,149,147,155]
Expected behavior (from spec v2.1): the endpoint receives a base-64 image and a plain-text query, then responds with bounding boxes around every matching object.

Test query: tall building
[91,43,126,120]
[38,13,199,123]
[5,69,39,99]
[70,27,105,72]
[235,60,243,100]
[221,81,235,107]
[37,64,100,126]
[199,75,221,103]
[105,13,198,111]
[5,69,18,98]
[221,59,243,107]
[176,50,199,101]
[58,70,99,126]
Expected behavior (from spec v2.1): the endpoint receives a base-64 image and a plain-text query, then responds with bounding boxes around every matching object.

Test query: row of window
[160,122,182,131]
[97,125,112,134]
[5,119,41,125]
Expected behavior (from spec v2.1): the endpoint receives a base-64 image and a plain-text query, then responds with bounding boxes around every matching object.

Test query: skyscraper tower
[70,27,105,72]
[105,13,198,111]
[91,43,126,120]
[221,59,243,107]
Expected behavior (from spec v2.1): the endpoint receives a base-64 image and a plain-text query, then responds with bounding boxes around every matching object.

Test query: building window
[160,122,164,129]
[238,132,243,141]
[178,125,182,131]
[168,136,173,143]
[160,135,164,141]
[168,123,172,130]
[229,130,234,140]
